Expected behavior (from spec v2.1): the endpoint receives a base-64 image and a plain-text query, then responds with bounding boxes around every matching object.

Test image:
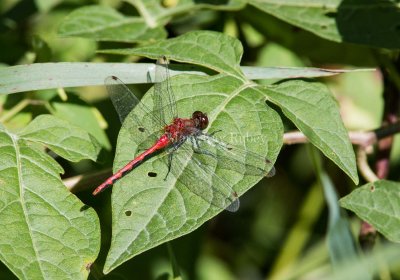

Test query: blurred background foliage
[1,0,400,279]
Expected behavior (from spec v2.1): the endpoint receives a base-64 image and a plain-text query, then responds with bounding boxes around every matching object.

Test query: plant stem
[0,99,30,123]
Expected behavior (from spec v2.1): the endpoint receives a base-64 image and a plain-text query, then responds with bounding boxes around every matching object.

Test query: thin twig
[0,99,47,123]
[283,121,400,147]
[0,99,30,123]
[356,147,379,182]
[283,122,400,184]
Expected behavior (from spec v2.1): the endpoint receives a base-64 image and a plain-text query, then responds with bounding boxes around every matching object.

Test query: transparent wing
[167,133,275,212]
[195,133,276,178]
[105,75,164,145]
[169,139,240,212]
[153,56,178,127]
[105,75,140,124]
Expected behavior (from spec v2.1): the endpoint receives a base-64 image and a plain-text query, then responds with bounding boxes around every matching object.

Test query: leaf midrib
[12,134,45,278]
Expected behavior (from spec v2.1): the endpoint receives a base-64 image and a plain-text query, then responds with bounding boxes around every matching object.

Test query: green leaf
[249,0,400,49]
[58,5,167,43]
[0,123,100,279]
[50,95,111,150]
[103,73,283,272]
[261,80,358,184]
[0,62,372,94]
[126,0,246,26]
[309,148,370,278]
[102,30,245,78]
[19,114,101,162]
[321,173,359,266]
[0,63,154,94]
[340,180,400,243]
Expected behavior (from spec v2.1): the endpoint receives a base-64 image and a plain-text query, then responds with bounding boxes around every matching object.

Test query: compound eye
[192,111,209,130]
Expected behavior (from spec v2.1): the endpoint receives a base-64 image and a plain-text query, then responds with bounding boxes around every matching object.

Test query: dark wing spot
[370,185,375,192]
[138,127,145,132]
[148,172,157,177]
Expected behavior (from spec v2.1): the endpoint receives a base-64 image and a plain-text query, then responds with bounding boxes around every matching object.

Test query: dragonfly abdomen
[93,134,171,195]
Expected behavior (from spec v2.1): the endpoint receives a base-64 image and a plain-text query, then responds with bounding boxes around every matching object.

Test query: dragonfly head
[192,111,209,130]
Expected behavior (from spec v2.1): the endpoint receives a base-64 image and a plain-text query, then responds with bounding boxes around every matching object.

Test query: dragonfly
[93,56,275,212]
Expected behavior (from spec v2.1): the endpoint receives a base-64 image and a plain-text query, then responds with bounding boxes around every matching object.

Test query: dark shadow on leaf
[194,0,229,5]
[80,205,90,211]
[168,63,217,76]
[155,273,170,280]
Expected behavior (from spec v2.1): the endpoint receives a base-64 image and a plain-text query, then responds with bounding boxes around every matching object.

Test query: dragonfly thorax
[165,118,192,141]
[164,111,208,142]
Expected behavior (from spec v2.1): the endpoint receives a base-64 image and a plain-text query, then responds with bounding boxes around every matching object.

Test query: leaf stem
[283,122,400,147]
[283,121,400,183]
[0,99,30,123]
[166,242,181,279]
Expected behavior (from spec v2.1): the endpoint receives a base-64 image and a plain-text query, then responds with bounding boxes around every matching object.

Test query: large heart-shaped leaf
[0,116,100,279]
[101,32,283,272]
[104,73,282,272]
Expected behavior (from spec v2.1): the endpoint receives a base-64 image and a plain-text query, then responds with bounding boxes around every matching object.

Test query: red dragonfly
[93,56,275,212]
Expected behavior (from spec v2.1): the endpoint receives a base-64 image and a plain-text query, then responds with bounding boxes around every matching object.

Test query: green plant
[0,1,400,280]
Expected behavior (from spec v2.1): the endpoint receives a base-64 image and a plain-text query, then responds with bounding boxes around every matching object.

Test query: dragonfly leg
[164,152,174,180]
[193,148,217,158]
[208,130,222,137]
[164,140,183,180]
[191,137,217,159]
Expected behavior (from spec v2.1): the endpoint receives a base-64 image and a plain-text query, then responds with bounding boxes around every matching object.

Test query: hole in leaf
[324,12,337,18]
[85,262,92,271]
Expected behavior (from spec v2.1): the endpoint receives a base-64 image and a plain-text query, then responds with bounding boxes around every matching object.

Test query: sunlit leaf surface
[0,116,100,279]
